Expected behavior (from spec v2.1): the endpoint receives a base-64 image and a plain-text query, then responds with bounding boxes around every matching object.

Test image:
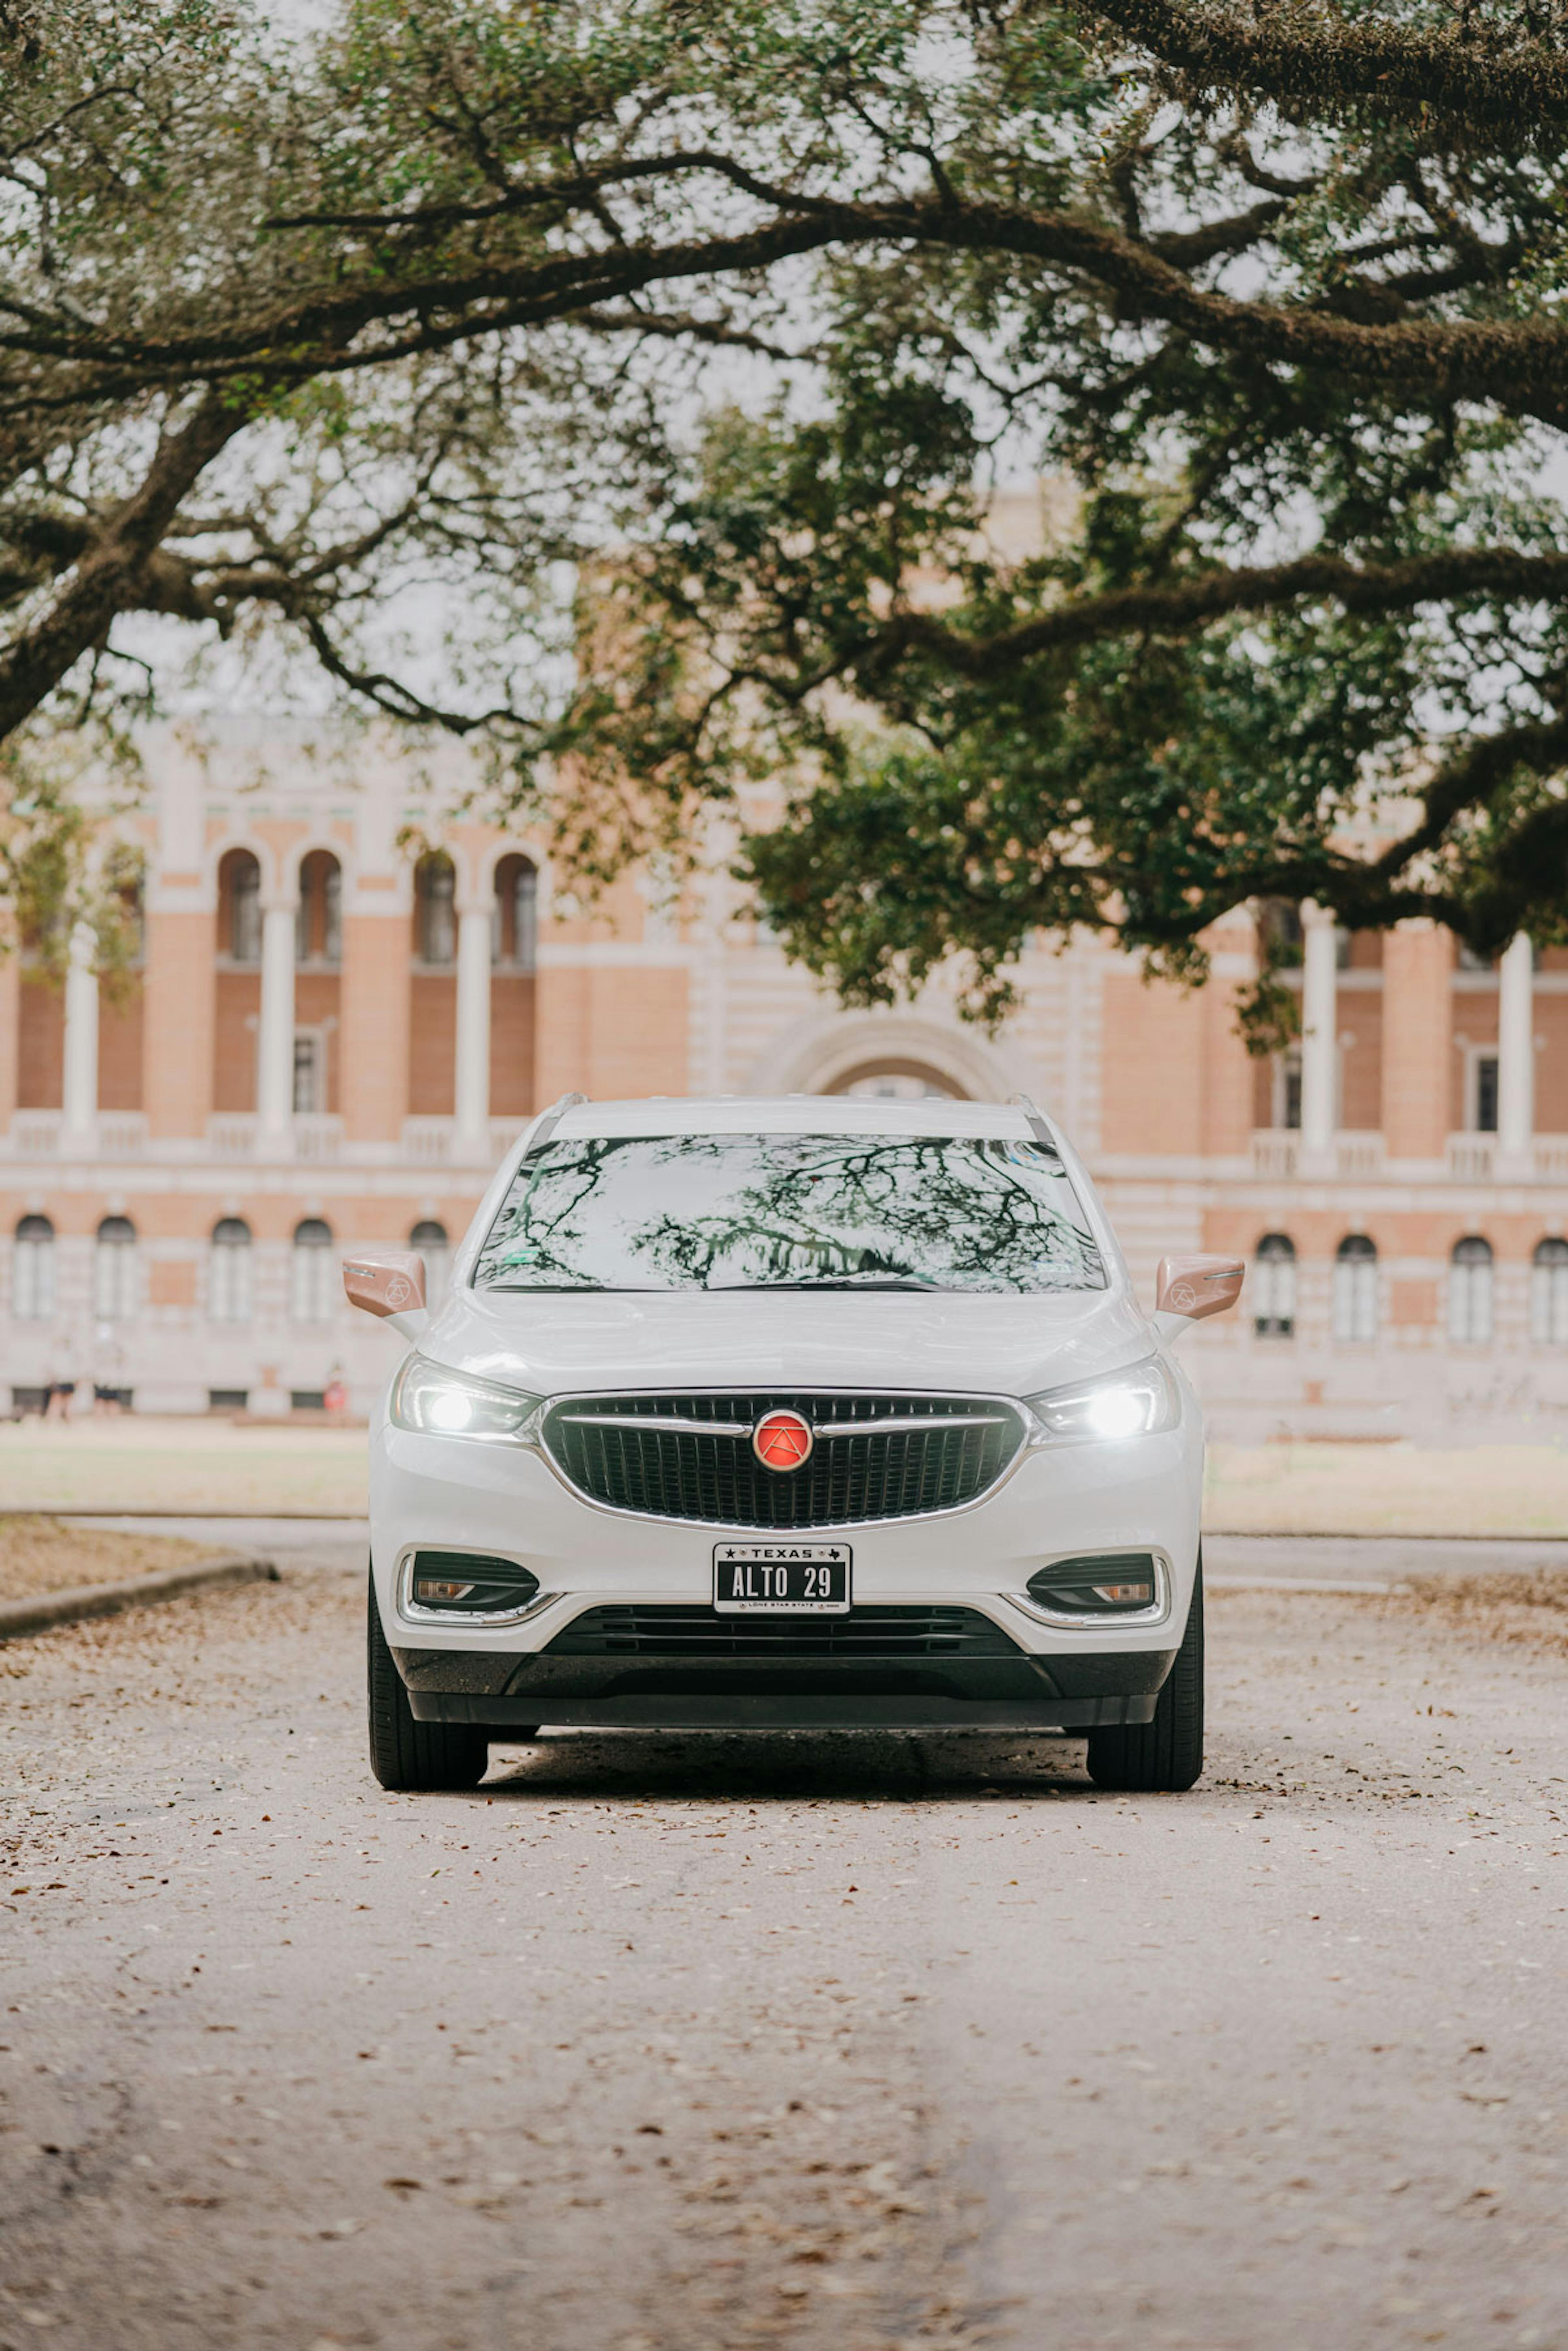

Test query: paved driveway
[3,1569,1566,2349]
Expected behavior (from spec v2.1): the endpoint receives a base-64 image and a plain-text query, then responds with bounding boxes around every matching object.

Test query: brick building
[3,724,1566,1438]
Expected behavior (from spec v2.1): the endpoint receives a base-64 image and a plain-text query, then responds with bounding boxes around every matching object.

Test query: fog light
[414,1575,477,1604]
[406,1551,540,1613]
[1026,1553,1159,1615]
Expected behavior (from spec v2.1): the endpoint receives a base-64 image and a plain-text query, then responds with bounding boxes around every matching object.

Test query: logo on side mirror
[1155,1253,1244,1321]
[344,1251,428,1320]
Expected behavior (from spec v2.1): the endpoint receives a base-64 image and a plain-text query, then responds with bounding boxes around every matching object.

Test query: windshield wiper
[709,1275,942,1292]
[486,1282,664,1293]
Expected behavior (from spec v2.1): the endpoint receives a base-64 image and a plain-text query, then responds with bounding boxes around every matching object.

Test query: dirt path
[2,1576,1566,2349]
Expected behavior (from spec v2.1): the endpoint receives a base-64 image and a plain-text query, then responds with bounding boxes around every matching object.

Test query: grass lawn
[0,1418,369,1516]
[1206,1440,1568,1536]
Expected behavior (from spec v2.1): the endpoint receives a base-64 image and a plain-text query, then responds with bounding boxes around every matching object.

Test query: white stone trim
[743,1009,1022,1103]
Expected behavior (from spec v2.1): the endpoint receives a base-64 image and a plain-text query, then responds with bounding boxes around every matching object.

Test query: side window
[93,1215,138,1322]
[1448,1237,1494,1344]
[414,855,457,967]
[12,1214,55,1320]
[291,1217,334,1322]
[1332,1235,1378,1344]
[410,1218,450,1306]
[1253,1233,1296,1338]
[1532,1238,1568,1344]
[210,1219,253,1324]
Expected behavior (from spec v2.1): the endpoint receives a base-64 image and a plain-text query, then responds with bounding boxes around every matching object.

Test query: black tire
[366,1569,491,1792]
[1085,1562,1204,1793]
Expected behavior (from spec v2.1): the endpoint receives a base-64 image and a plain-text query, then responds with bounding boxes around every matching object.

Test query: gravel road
[3,1571,1567,2351]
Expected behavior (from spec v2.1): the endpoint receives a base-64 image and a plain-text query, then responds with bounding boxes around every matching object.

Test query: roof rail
[1008,1092,1063,1156]
[523,1091,588,1157]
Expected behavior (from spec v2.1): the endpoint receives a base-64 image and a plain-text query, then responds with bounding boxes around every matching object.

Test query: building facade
[3,728,1566,1440]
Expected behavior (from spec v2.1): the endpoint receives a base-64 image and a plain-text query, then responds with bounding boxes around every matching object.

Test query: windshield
[472,1131,1106,1295]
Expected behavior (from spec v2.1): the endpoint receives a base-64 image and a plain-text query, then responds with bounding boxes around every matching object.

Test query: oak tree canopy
[5,0,1568,1028]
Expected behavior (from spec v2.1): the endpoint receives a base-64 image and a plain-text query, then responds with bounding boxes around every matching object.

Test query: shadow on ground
[479,1725,1108,1802]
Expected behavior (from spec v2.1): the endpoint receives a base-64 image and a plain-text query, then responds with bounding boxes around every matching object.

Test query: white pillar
[256,900,297,1149]
[1299,901,1338,1170]
[60,920,99,1147]
[453,901,492,1161]
[1498,931,1535,1173]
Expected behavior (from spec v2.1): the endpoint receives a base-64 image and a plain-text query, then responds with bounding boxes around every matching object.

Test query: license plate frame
[713,1540,852,1614]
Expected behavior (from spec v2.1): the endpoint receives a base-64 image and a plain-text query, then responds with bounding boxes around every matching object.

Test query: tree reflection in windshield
[474,1131,1105,1295]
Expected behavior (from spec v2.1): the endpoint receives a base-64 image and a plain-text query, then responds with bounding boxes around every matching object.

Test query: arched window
[296,850,342,967]
[410,1217,450,1306]
[492,854,538,972]
[290,1217,334,1322]
[93,1215,138,1322]
[829,1065,962,1101]
[1449,1236,1494,1344]
[218,848,262,965]
[209,1218,253,1324]
[12,1214,55,1321]
[1332,1235,1378,1344]
[1532,1237,1568,1344]
[1253,1233,1296,1338]
[414,854,456,967]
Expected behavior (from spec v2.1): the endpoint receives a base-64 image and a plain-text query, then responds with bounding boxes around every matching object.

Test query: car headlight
[389,1355,542,1444]
[1025,1356,1179,1444]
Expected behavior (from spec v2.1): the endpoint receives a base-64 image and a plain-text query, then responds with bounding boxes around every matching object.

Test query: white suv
[347,1094,1241,1794]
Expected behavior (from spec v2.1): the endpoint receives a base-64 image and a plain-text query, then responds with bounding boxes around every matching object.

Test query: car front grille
[540,1392,1026,1528]
[546,1605,1023,1658]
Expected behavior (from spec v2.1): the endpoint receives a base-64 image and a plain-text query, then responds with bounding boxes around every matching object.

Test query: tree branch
[1077,0,1568,138]
[869,546,1568,680]
[0,386,250,737]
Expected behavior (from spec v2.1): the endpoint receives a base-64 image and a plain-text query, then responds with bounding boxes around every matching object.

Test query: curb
[0,1555,280,1640]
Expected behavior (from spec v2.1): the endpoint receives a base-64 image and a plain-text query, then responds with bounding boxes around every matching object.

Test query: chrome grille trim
[539,1389,1028,1530]
[556,1408,1011,1440]
[815,1413,1011,1437]
[559,1411,753,1436]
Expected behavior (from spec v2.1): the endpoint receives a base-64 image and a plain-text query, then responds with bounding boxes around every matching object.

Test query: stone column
[339,898,411,1144]
[1382,920,1452,1161]
[452,899,493,1161]
[0,935,18,1135]
[1298,902,1338,1171]
[1497,931,1535,1174]
[256,899,297,1150]
[60,920,100,1148]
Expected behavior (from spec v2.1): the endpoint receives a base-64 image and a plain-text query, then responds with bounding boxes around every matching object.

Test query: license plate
[713,1541,851,1613]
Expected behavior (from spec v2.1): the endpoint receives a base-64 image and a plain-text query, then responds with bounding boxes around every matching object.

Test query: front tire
[1085,1562,1204,1793]
[366,1569,491,1792]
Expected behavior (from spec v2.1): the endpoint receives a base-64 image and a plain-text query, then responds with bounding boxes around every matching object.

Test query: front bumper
[394,1637,1176,1730]
[371,1413,1202,1732]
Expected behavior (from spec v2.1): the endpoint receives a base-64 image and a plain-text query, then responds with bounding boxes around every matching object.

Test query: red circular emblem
[753,1409,814,1472]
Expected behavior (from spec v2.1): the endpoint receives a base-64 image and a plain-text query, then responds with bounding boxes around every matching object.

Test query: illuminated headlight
[1025,1357,1179,1444]
[390,1355,542,1444]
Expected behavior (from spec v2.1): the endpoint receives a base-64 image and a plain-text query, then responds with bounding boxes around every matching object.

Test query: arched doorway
[490,853,538,1117]
[826,1061,964,1102]
[214,848,263,1112]
[749,1011,1017,1103]
[294,850,342,1116]
[409,853,457,1115]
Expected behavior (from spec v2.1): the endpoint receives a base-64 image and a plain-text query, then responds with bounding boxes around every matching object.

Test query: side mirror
[1153,1252,1244,1341]
[343,1250,429,1341]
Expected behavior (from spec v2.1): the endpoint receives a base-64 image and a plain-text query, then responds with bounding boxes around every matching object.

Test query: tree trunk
[0,387,247,742]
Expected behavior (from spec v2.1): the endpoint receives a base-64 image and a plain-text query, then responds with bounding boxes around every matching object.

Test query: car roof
[549,1096,1040,1143]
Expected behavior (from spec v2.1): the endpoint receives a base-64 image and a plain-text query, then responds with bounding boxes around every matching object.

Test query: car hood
[423,1286,1157,1402]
